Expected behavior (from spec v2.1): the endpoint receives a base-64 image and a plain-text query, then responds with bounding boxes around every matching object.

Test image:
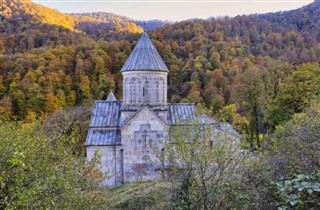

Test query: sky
[33,0,314,21]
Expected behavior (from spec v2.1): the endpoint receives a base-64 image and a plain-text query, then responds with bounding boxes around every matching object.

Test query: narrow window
[144,136,147,149]
[142,130,148,149]
[120,149,124,184]
[143,87,145,97]
[161,148,165,167]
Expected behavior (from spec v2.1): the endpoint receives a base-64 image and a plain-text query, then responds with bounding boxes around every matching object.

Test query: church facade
[86,33,241,187]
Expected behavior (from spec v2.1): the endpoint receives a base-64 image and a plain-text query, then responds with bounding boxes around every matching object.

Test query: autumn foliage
[1,0,320,146]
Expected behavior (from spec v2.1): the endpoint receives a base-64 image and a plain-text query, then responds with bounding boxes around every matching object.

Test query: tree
[265,97,320,178]
[240,97,320,209]
[0,76,6,98]
[162,120,247,209]
[79,74,91,102]
[0,96,13,120]
[265,63,320,128]
[210,52,221,70]
[216,104,250,140]
[187,85,201,104]
[0,121,105,209]
[42,106,92,155]
[237,67,264,149]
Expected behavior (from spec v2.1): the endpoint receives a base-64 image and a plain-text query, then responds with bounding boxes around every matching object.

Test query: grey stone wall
[122,71,168,107]
[87,107,169,187]
[87,146,117,187]
[120,107,168,184]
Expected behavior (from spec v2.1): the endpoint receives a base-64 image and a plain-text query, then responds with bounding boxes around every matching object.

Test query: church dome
[121,32,169,72]
[121,33,168,107]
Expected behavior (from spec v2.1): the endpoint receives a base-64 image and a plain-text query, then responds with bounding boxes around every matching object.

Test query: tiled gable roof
[168,103,197,125]
[89,101,122,127]
[168,104,218,126]
[86,129,121,146]
[86,102,240,146]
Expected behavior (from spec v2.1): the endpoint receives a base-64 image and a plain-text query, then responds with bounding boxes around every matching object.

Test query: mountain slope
[1,0,75,30]
[0,0,320,132]
[73,12,144,40]
[0,0,143,53]
[146,0,320,132]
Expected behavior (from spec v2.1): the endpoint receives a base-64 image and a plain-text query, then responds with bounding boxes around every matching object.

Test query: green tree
[216,104,250,141]
[0,121,105,209]
[0,76,6,98]
[265,63,320,128]
[237,67,264,149]
[43,106,92,155]
[209,52,221,70]
[239,97,320,209]
[266,97,320,178]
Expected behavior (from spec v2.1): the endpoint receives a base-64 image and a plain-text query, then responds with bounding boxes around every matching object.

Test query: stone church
[86,33,241,187]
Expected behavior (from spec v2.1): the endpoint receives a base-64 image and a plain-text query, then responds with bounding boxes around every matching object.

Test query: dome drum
[123,71,167,106]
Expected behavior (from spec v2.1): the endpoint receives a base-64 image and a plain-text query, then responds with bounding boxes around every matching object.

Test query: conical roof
[121,33,169,72]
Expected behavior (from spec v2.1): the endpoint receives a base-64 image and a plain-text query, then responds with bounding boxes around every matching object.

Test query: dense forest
[1,0,320,139]
[1,0,320,209]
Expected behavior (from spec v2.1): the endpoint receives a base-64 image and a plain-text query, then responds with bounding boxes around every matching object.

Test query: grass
[98,180,171,209]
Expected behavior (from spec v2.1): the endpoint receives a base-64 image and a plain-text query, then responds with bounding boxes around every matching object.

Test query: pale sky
[33,0,314,21]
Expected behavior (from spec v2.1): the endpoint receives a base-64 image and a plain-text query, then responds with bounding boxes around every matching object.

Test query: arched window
[130,78,136,104]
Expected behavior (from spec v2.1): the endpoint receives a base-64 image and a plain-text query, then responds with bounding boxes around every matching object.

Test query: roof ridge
[169,103,195,105]
[120,105,168,128]
[94,100,122,103]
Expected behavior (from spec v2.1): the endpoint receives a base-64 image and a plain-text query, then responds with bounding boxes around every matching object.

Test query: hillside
[1,1,320,209]
[134,19,170,31]
[73,12,144,40]
[148,0,320,132]
[0,0,144,121]
[0,0,143,53]
[0,0,320,136]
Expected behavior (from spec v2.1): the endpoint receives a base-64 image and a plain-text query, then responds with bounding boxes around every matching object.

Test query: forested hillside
[150,0,320,144]
[0,0,143,53]
[1,0,320,209]
[1,0,320,144]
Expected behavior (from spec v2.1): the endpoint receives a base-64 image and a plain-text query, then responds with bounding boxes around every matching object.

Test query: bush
[272,174,320,209]
[0,121,105,209]
[240,98,320,209]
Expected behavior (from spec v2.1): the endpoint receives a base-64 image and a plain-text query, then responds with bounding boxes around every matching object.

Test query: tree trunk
[253,103,260,148]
